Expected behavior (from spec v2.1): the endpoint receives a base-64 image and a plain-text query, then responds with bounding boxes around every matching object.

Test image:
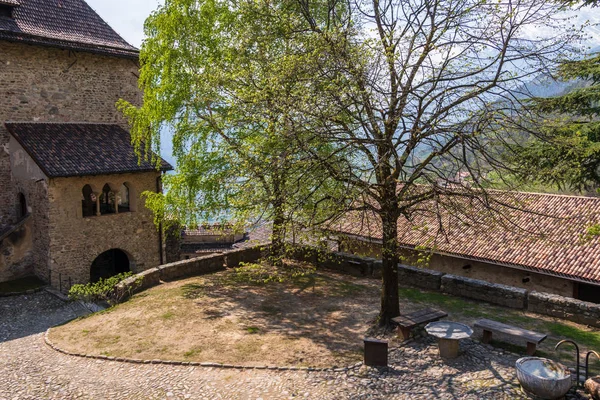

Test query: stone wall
[117,246,265,296]
[7,137,50,281]
[289,245,382,278]
[0,215,34,281]
[398,264,444,291]
[528,291,600,328]
[164,224,182,264]
[0,40,140,225]
[441,274,528,309]
[340,238,575,298]
[289,245,600,327]
[47,172,161,289]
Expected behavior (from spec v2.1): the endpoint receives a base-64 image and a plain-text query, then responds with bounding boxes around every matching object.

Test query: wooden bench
[474,319,547,355]
[392,308,448,340]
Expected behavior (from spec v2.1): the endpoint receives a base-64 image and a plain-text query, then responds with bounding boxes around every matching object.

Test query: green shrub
[231,261,316,284]
[68,272,140,306]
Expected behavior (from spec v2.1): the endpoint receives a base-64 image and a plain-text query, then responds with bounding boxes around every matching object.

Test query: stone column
[93,193,101,216]
[115,194,120,214]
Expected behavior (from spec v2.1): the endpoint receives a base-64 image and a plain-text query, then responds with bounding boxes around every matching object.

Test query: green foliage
[119,0,353,263]
[581,223,600,242]
[245,326,260,334]
[510,51,600,192]
[68,273,140,306]
[230,261,317,284]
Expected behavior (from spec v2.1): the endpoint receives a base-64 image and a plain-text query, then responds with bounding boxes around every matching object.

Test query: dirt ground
[50,268,381,368]
[50,264,600,370]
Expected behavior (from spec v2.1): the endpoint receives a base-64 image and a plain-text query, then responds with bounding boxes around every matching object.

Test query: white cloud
[86,0,164,47]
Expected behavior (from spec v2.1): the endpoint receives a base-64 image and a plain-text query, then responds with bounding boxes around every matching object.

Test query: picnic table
[425,321,473,359]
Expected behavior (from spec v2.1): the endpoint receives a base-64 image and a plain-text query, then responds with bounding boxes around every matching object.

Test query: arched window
[17,193,27,219]
[119,183,130,212]
[82,185,95,218]
[99,184,116,215]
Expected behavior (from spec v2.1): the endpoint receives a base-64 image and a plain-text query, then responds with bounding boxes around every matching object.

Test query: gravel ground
[0,291,589,399]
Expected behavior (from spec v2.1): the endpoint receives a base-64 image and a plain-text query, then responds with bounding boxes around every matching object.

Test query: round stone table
[425,321,473,359]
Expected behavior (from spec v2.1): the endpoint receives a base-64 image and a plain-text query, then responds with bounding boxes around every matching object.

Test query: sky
[86,0,163,48]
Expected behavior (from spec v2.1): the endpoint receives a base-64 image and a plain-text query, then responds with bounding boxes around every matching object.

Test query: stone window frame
[81,182,137,218]
[16,192,28,220]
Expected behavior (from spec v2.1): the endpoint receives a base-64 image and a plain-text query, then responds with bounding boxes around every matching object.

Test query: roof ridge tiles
[0,0,139,59]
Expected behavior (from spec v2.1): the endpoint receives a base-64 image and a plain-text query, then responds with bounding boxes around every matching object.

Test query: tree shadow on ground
[0,291,88,343]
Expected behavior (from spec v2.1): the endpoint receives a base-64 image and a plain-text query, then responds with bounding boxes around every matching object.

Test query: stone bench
[392,308,448,340]
[474,318,547,355]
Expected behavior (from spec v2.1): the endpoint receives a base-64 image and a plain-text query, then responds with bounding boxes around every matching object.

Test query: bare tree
[293,0,583,325]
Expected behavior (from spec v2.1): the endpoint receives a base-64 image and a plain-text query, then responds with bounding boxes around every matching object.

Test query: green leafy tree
[293,0,580,325]
[119,0,350,265]
[508,51,600,192]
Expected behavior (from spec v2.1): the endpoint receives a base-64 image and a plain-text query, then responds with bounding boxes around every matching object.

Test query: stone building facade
[0,0,171,290]
[46,172,163,288]
[0,40,141,226]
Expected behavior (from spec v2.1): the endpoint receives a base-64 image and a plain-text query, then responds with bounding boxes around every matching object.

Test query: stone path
[0,292,586,399]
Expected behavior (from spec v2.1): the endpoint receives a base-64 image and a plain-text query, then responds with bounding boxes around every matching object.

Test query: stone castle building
[0,0,171,290]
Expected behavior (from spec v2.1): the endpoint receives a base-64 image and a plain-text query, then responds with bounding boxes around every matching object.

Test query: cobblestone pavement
[0,292,584,399]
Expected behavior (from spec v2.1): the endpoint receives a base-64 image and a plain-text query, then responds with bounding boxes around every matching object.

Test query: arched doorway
[90,249,131,283]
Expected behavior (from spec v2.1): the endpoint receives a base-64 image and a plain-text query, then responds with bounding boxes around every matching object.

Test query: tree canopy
[122,0,585,326]
[119,0,352,263]
[507,50,600,193]
[290,0,583,324]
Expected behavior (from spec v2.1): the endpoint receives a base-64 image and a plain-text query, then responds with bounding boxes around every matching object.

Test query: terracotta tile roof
[5,122,172,177]
[329,191,600,284]
[181,243,238,254]
[0,0,138,59]
[183,224,237,237]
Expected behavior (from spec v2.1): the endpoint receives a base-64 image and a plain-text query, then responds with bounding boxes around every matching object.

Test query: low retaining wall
[398,264,443,291]
[289,246,382,278]
[288,245,600,327]
[318,252,382,278]
[118,245,264,296]
[441,274,527,309]
[528,291,600,328]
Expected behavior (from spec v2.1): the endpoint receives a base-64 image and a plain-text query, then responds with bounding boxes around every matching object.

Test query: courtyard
[1,267,597,399]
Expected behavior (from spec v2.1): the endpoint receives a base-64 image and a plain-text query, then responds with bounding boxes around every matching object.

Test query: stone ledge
[528,291,600,328]
[44,328,362,373]
[398,264,444,291]
[441,274,527,309]
[0,285,46,298]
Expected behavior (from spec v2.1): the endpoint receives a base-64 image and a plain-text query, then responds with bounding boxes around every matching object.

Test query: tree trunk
[379,208,400,327]
[270,172,286,268]
[271,203,285,268]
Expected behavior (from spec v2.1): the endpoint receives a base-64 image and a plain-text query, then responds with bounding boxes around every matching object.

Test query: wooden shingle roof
[330,191,600,284]
[0,0,138,58]
[5,122,172,177]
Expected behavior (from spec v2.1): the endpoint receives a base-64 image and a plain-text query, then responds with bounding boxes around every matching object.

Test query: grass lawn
[49,265,600,370]
[398,287,600,372]
[0,276,45,294]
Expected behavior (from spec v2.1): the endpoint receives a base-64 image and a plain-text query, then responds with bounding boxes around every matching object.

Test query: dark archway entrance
[90,249,131,283]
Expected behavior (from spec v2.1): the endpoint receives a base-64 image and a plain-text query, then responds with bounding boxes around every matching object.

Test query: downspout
[157,174,164,265]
